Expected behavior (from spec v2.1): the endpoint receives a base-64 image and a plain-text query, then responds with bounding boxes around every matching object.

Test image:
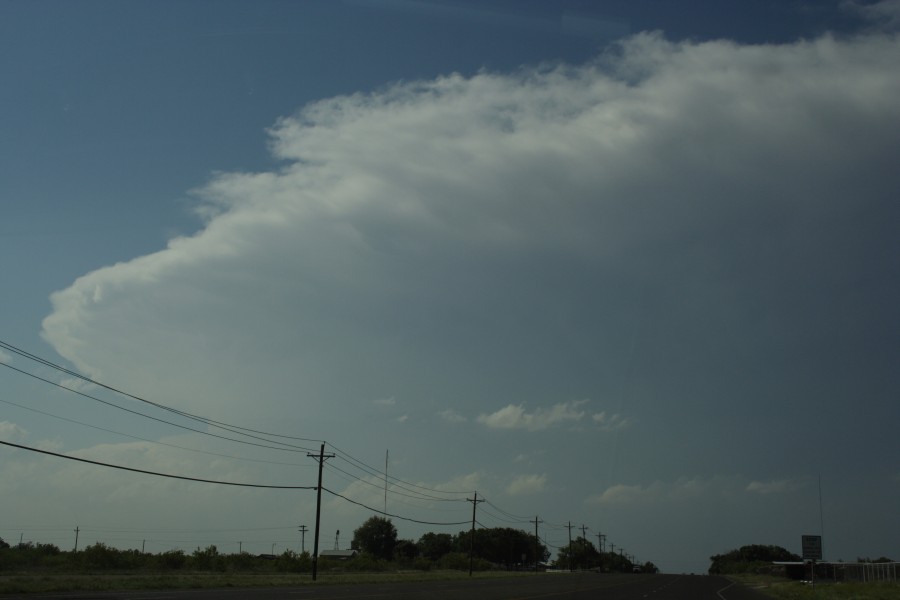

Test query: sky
[1,0,898,574]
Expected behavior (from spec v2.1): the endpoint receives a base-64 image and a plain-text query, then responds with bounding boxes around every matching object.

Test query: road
[0,573,770,600]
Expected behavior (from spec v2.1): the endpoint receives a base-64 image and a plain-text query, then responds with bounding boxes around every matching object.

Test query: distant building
[320,549,358,560]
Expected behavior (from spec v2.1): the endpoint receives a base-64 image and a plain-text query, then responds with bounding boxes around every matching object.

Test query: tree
[394,539,419,560]
[451,527,548,568]
[417,532,454,561]
[555,536,601,570]
[352,516,398,560]
[640,561,659,574]
[708,544,800,574]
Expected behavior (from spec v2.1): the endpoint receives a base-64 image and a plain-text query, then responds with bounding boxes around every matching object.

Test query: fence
[828,562,898,583]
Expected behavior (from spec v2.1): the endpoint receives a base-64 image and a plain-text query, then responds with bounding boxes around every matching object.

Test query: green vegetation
[552,536,656,573]
[0,522,548,594]
[731,574,898,600]
[0,519,663,595]
[709,544,801,575]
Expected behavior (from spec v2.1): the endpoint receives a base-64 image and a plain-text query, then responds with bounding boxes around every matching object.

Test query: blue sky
[1,0,898,573]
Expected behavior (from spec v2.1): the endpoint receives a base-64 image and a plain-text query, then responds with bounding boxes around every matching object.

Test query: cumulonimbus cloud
[40,29,900,431]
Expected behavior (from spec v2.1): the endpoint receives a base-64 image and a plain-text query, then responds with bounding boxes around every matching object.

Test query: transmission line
[0,397,309,468]
[0,439,315,489]
[0,339,322,447]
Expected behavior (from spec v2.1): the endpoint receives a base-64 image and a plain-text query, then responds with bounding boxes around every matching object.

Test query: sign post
[802,535,823,587]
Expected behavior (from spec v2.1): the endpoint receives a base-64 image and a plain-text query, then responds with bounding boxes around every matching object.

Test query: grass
[730,574,899,600]
[0,568,528,595]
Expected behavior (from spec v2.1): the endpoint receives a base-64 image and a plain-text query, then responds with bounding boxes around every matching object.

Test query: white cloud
[591,412,631,431]
[0,421,27,441]
[746,478,804,495]
[438,409,466,424]
[40,30,900,430]
[843,0,900,30]
[373,397,396,407]
[477,400,588,431]
[506,473,547,496]
[28,27,900,567]
[587,477,714,506]
[0,349,11,364]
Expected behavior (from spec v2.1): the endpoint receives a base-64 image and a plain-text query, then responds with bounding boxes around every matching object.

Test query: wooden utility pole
[566,522,574,572]
[466,492,484,576]
[298,525,308,554]
[308,443,334,581]
[581,525,588,570]
[597,532,605,571]
[73,526,79,552]
[532,516,543,572]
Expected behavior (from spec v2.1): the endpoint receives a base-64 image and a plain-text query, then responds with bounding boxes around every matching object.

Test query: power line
[0,361,315,454]
[0,439,315,489]
[321,487,470,526]
[327,442,473,497]
[0,339,323,447]
[0,397,309,468]
[1,340,484,504]
[323,461,466,504]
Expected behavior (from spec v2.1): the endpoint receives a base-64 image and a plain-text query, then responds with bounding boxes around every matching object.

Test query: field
[0,569,524,595]
[731,574,899,600]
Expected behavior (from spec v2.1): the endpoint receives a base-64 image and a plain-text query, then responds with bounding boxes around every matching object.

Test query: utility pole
[73,527,79,552]
[566,522,574,572]
[466,492,484,576]
[531,516,543,572]
[298,525,308,554]
[238,541,241,554]
[143,540,146,554]
[597,533,604,572]
[581,525,588,570]
[308,443,335,581]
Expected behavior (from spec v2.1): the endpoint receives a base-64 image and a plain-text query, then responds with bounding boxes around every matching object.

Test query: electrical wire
[0,361,316,455]
[321,487,470,527]
[0,397,309,468]
[1,340,592,538]
[1,340,490,503]
[327,442,474,497]
[0,439,315,489]
[323,461,466,504]
[0,340,323,448]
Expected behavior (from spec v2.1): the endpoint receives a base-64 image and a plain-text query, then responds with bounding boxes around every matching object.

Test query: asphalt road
[0,573,770,600]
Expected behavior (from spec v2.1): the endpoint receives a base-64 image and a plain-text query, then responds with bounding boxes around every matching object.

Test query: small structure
[320,549,358,560]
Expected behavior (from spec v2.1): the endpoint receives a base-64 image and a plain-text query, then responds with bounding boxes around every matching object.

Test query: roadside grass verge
[729,574,899,600]
[0,569,529,595]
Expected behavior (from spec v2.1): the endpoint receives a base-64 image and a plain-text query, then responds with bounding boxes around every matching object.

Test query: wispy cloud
[0,421,27,441]
[477,400,588,431]
[506,473,547,496]
[746,478,804,495]
[843,0,900,30]
[438,409,467,424]
[587,477,713,506]
[592,411,631,431]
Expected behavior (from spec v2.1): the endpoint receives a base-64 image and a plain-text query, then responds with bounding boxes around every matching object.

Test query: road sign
[802,535,822,560]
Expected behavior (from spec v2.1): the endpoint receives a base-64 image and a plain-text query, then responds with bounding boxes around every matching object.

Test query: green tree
[555,537,601,570]
[451,527,548,568]
[708,544,799,574]
[352,516,398,560]
[417,532,454,560]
